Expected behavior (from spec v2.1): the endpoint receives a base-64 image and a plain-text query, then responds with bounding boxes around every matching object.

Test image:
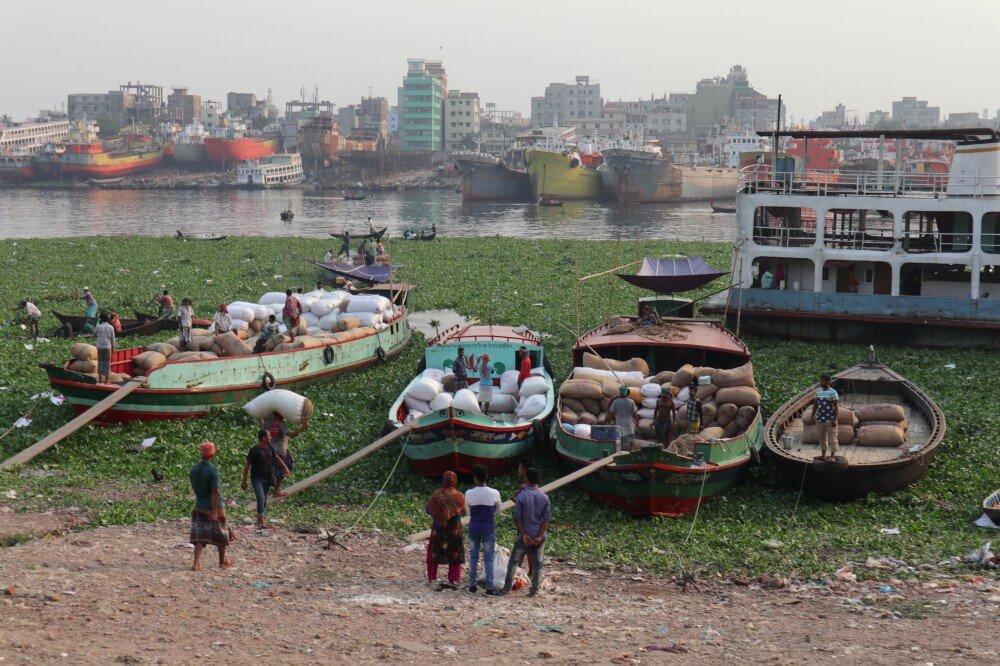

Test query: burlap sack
[215,332,252,357]
[715,386,760,407]
[670,364,695,388]
[713,362,755,388]
[735,405,757,428]
[562,397,586,414]
[132,351,167,370]
[71,343,98,361]
[716,403,738,426]
[559,379,604,400]
[145,342,177,358]
[560,410,579,425]
[857,424,906,447]
[700,426,725,440]
[802,424,856,445]
[857,403,906,422]
[69,359,97,373]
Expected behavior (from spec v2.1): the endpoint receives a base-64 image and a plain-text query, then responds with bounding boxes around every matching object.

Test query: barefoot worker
[15,299,41,339]
[78,287,98,333]
[813,373,840,461]
[477,354,493,413]
[242,429,289,530]
[94,313,116,384]
[498,467,550,598]
[425,471,466,590]
[189,441,233,571]
[178,298,194,350]
[154,290,175,317]
[259,411,307,497]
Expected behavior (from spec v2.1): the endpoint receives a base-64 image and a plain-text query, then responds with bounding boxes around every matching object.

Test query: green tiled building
[399,58,446,152]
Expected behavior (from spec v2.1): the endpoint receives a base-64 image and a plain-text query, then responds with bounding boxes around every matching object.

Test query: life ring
[323,345,335,365]
[262,371,276,390]
[570,157,580,168]
[376,346,387,362]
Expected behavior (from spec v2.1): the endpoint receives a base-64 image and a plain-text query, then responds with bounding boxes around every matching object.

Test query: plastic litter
[880,527,900,536]
[944,363,956,369]
[878,585,896,593]
[975,514,1000,529]
[834,566,857,582]
[13,418,32,428]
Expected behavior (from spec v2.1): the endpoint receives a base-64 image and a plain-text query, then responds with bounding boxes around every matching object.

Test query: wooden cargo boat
[983,489,1000,525]
[764,348,945,501]
[41,286,412,424]
[329,226,386,240]
[132,310,212,332]
[54,311,167,338]
[555,316,762,516]
[387,324,554,477]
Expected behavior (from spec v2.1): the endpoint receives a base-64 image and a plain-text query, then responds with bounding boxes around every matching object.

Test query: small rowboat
[280,209,294,221]
[175,231,228,241]
[329,226,387,241]
[387,324,554,477]
[308,259,397,285]
[764,348,945,501]
[343,191,367,201]
[132,310,212,332]
[402,230,436,241]
[710,202,736,214]
[983,489,1000,525]
[53,311,167,338]
[539,195,564,207]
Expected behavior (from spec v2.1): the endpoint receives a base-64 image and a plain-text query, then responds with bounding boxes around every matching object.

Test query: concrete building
[684,65,783,138]
[67,93,112,121]
[530,75,602,131]
[360,96,389,140]
[867,110,890,127]
[812,103,846,129]
[68,81,164,125]
[200,101,222,131]
[227,93,257,116]
[479,103,530,154]
[945,111,981,127]
[891,97,940,127]
[604,97,686,137]
[398,58,446,152]
[167,88,202,125]
[337,105,360,134]
[388,106,399,138]
[444,90,480,152]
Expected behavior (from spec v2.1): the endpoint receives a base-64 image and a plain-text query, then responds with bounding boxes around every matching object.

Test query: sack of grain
[171,351,217,361]
[714,386,761,407]
[573,424,592,439]
[428,392,453,411]
[404,395,432,413]
[345,294,390,314]
[802,406,857,426]
[637,419,654,438]
[712,362,755,388]
[519,376,548,398]
[451,388,480,414]
[145,342,177,358]
[601,380,621,399]
[857,424,906,447]
[562,397,586,414]
[716,403,738,426]
[273,341,305,352]
[642,397,659,409]
[700,426,725,440]
[107,371,131,383]
[735,405,757,429]
[802,424,856,445]
[695,383,718,401]
[192,336,215,352]
[653,370,674,385]
[561,410,580,425]
[516,394,547,419]
[637,407,655,420]
[244,389,313,424]
[495,370,518,395]
[215,332,252,357]
[574,366,645,386]
[640,383,662,399]
[258,292,287,305]
[692,367,717,383]
[578,412,597,426]
[487,393,518,413]
[702,401,717,423]
[559,379,604,400]
[235,329,252,341]
[863,419,909,430]
[68,359,97,373]
[579,397,601,416]
[669,364,695,388]
[856,403,906,423]
[409,376,443,402]
[132,350,167,370]
[310,298,338,318]
[581,352,627,372]
[337,315,361,331]
[71,343,98,361]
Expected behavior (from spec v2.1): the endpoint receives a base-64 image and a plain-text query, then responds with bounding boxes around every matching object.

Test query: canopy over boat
[309,260,398,284]
[617,257,727,294]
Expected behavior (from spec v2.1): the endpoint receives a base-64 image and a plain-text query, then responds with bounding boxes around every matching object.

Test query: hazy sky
[4,0,999,123]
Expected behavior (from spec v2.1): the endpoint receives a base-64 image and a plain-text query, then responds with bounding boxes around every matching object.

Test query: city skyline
[3,0,999,123]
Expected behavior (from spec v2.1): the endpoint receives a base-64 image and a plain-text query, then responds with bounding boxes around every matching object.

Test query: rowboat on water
[387,324,555,477]
[308,259,397,286]
[41,284,413,423]
[538,195,564,207]
[401,230,436,241]
[53,311,167,338]
[710,201,735,213]
[763,348,945,501]
[329,226,387,241]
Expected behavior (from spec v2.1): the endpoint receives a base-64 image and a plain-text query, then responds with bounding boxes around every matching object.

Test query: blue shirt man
[500,467,550,597]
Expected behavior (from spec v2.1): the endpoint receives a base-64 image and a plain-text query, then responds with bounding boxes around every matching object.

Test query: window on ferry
[901,211,973,253]
[752,206,817,248]
[821,209,894,251]
[900,262,973,298]
[983,213,1000,254]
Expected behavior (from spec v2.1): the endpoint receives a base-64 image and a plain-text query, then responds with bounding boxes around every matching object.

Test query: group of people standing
[607,378,707,452]
[425,461,549,597]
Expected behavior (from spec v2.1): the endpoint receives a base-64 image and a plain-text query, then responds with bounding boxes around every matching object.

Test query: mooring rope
[684,465,710,544]
[335,430,411,539]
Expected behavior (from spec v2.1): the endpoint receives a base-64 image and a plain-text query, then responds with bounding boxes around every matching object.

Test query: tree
[0,114,11,126]
[251,116,268,131]
[95,116,122,138]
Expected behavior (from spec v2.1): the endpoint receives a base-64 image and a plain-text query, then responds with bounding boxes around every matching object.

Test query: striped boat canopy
[617,257,726,294]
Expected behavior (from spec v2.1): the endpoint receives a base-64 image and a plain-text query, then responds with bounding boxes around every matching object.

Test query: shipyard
[2,1,1000,663]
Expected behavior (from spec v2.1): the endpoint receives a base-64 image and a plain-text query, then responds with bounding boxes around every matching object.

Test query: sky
[3,0,999,124]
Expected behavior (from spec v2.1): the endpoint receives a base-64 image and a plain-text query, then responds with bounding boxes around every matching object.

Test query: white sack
[573,424,592,439]
[408,377,443,402]
[638,408,655,419]
[304,289,328,299]
[422,368,445,381]
[404,396,432,413]
[297,295,317,313]
[301,311,320,327]
[243,389,313,424]
[499,370,520,395]
[404,411,424,425]
[347,311,382,327]
[259,292,287,305]
[641,383,663,399]
[485,393,518,413]
[516,393,547,420]
[452,388,481,413]
[345,294,390,314]
[573,366,645,386]
[429,392,453,411]
[642,398,659,409]
[229,318,250,332]
[227,303,257,323]
[519,375,548,397]
[318,311,340,331]
[310,298,340,317]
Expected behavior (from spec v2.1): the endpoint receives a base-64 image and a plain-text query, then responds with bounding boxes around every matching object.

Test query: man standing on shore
[189,441,233,571]
[499,468,549,598]
[465,464,502,595]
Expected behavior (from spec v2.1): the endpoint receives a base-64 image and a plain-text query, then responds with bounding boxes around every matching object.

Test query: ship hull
[601,150,739,202]
[203,136,280,165]
[61,150,163,178]
[0,164,36,182]
[172,143,208,163]
[527,149,604,200]
[454,155,531,201]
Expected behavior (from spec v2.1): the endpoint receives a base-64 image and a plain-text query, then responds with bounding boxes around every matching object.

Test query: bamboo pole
[267,425,413,505]
[0,380,143,470]
[574,256,581,339]
[606,238,621,323]
[576,259,642,283]
[406,451,627,542]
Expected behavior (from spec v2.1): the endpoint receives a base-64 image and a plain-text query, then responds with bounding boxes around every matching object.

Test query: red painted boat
[60,134,163,179]
[204,132,281,165]
[0,155,36,182]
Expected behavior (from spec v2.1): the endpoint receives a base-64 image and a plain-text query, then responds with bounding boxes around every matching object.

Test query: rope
[788,459,809,524]
[683,466,709,544]
[334,431,410,539]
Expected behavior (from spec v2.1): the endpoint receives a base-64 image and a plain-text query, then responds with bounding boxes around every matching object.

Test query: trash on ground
[943,363,956,369]
[974,514,1000,529]
[880,527,901,536]
[13,417,32,428]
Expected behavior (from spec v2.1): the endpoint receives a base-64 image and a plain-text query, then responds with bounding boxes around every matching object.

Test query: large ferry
[60,132,163,179]
[701,128,1000,349]
[526,138,604,201]
[0,154,37,182]
[0,118,70,154]
[452,150,531,201]
[203,120,281,166]
[601,133,739,203]
[236,153,304,188]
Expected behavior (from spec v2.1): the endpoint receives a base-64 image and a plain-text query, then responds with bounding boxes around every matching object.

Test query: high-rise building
[530,75,602,129]
[444,90,480,151]
[167,88,202,125]
[891,97,940,127]
[360,96,389,140]
[398,58,446,152]
[684,65,783,137]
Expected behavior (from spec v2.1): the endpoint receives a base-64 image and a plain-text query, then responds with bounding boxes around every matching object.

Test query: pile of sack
[855,402,909,447]
[68,342,132,383]
[558,356,759,450]
[256,289,399,338]
[801,405,858,446]
[402,367,550,426]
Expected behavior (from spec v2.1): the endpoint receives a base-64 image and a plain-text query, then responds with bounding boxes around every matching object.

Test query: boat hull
[43,321,411,423]
[0,165,36,182]
[203,136,280,165]
[172,143,208,163]
[527,149,603,200]
[61,150,163,178]
[453,155,531,201]
[770,450,935,501]
[601,150,739,203]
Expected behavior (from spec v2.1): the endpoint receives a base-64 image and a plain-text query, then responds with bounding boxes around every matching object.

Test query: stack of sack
[68,343,98,377]
[801,405,858,446]
[856,403,908,447]
[402,367,548,425]
[130,350,168,376]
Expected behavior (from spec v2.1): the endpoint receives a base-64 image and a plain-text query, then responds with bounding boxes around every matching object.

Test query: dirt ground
[0,514,998,665]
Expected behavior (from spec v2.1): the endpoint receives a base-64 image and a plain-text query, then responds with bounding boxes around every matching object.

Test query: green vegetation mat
[0,236,996,576]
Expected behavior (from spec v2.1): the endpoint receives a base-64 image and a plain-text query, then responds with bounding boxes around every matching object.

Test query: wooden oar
[0,380,143,470]
[265,425,413,506]
[406,451,627,543]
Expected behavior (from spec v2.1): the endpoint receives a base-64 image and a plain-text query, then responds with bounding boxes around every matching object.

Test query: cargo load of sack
[559,357,759,452]
[402,367,550,426]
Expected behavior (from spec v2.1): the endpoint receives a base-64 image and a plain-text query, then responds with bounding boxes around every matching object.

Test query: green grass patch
[0,533,32,548]
[0,236,997,576]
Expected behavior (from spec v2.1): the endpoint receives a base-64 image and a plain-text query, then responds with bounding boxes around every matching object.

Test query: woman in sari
[425,471,466,590]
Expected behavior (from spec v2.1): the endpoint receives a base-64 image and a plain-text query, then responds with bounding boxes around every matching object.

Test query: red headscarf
[426,471,465,526]
[199,441,216,458]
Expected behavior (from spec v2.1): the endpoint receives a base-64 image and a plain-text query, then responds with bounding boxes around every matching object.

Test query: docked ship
[452,150,531,201]
[236,153,304,188]
[298,114,342,167]
[526,138,604,201]
[0,153,37,182]
[172,124,209,164]
[60,132,163,179]
[0,117,70,154]
[601,133,739,203]
[203,120,281,166]
[701,128,1000,349]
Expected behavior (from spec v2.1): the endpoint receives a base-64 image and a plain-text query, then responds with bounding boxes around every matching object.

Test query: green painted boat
[387,324,554,477]
[40,286,412,424]
[554,316,763,517]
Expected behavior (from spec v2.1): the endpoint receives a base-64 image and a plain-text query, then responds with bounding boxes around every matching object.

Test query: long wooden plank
[407,451,627,542]
[0,380,143,470]
[267,425,413,505]
[435,318,480,345]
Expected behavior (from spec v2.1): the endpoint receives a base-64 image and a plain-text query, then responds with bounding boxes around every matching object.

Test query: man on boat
[154,290,175,317]
[15,299,41,339]
[653,386,674,445]
[368,217,376,235]
[639,304,660,327]
[465,464,502,595]
[453,347,469,390]
[336,231,352,261]
[282,290,301,343]
[324,249,334,263]
[685,381,703,434]
[241,429,290,531]
[813,374,840,462]
[78,287,98,332]
[212,304,232,335]
[178,298,194,350]
[498,467,549,598]
[94,313,115,384]
[609,386,639,451]
[760,265,775,290]
[516,346,532,387]
[254,314,281,354]
[362,237,376,266]
[375,239,385,257]
[260,411,307,498]
[108,310,124,334]
[477,354,493,413]
[189,441,233,571]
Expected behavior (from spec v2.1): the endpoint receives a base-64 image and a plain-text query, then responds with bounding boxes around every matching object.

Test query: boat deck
[780,392,931,465]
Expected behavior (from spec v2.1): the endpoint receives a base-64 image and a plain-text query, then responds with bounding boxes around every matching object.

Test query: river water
[0,188,735,241]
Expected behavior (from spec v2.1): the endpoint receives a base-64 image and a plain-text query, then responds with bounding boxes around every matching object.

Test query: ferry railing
[739,166,1000,198]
